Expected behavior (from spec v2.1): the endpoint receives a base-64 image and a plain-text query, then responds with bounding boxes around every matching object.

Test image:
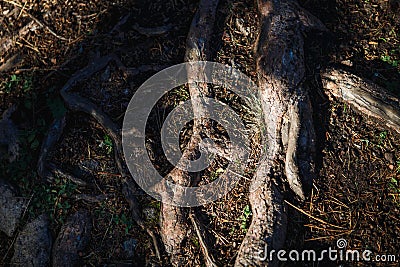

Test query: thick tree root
[321,68,400,133]
[159,0,220,265]
[235,0,324,265]
[0,104,19,162]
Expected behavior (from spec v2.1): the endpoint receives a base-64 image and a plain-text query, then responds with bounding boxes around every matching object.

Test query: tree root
[33,54,163,261]
[235,0,324,265]
[37,117,66,180]
[132,23,174,37]
[159,0,220,265]
[321,67,400,133]
[22,1,400,266]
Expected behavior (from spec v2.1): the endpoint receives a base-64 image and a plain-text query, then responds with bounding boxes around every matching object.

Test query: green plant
[3,74,20,92]
[381,54,399,67]
[191,236,200,248]
[240,205,252,232]
[171,85,190,105]
[378,131,388,144]
[22,76,33,92]
[210,168,224,181]
[28,177,78,224]
[113,212,134,234]
[99,134,113,154]
[2,74,34,93]
[388,177,400,206]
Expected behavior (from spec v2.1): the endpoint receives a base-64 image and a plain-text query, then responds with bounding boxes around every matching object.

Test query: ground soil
[0,0,399,266]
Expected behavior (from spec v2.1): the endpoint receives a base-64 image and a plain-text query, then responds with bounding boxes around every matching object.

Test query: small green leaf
[30,139,39,149]
[215,168,224,174]
[11,74,19,82]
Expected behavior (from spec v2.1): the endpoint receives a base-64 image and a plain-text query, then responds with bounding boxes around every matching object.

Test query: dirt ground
[0,0,399,266]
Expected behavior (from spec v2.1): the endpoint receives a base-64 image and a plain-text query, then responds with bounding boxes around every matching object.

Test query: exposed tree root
[33,54,163,261]
[321,68,400,133]
[30,1,400,266]
[132,23,174,37]
[159,0,219,265]
[37,117,66,180]
[235,0,325,265]
[0,104,19,162]
[49,164,88,187]
[0,53,23,72]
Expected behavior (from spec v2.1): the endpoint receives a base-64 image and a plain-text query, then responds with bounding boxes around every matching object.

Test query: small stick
[0,21,37,55]
[189,212,218,267]
[284,200,347,230]
[4,0,69,41]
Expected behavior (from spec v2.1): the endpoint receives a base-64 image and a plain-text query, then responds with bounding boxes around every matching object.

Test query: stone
[52,210,92,267]
[11,214,52,267]
[384,152,395,164]
[0,179,25,236]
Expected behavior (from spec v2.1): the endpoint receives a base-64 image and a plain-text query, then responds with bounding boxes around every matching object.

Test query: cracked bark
[235,0,324,265]
[159,0,219,265]
[321,68,400,133]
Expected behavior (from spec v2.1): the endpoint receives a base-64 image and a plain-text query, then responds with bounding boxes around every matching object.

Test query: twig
[189,212,218,267]
[0,21,37,55]
[284,200,347,230]
[4,0,69,41]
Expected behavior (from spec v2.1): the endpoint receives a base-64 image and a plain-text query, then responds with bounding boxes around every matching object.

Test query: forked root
[235,0,323,265]
[49,54,161,260]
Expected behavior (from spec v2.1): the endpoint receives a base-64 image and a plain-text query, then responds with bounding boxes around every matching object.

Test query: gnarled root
[321,67,400,133]
[159,0,219,265]
[235,0,323,265]
[53,54,161,260]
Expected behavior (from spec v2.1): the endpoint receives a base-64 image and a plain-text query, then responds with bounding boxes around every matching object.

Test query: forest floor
[0,0,399,266]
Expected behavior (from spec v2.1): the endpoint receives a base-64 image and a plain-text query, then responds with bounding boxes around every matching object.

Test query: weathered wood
[235,0,323,265]
[159,0,219,265]
[322,68,400,133]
